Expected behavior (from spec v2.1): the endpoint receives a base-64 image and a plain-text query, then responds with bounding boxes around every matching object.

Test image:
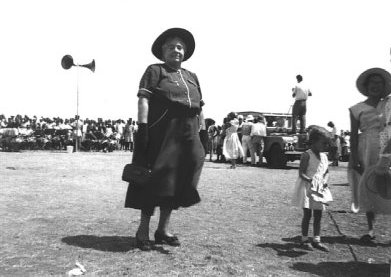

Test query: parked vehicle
[237,111,310,168]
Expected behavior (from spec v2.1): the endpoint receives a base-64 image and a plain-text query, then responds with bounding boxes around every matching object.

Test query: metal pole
[75,67,79,152]
[287,104,293,129]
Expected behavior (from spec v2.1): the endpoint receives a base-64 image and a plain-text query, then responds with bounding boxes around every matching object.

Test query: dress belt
[167,108,199,118]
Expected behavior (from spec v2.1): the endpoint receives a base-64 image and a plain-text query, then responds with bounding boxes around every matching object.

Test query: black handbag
[122,163,152,186]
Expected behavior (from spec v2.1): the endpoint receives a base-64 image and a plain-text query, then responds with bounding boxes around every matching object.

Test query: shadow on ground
[282,236,390,247]
[61,235,170,254]
[258,237,389,276]
[256,241,308,258]
[291,261,389,277]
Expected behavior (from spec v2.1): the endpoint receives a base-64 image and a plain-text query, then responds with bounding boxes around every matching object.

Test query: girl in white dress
[223,112,244,169]
[292,126,332,252]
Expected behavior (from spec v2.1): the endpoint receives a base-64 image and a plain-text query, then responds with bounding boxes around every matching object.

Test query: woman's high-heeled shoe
[154,231,180,246]
[136,233,153,251]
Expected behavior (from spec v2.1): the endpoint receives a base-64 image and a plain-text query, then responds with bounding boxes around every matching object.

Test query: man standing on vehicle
[292,74,312,134]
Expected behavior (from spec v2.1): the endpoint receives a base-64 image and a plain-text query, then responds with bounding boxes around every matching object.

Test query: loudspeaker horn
[61,55,95,72]
[80,59,95,72]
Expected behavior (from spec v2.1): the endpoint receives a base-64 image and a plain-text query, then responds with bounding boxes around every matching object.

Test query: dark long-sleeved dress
[125,63,205,213]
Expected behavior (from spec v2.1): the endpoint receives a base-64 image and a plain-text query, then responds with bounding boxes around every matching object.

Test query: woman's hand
[132,123,148,167]
[132,97,149,167]
[353,162,364,175]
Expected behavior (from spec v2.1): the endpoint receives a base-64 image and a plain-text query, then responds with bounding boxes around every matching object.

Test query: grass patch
[0,151,390,276]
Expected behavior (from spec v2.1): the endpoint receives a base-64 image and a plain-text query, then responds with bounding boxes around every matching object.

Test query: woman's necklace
[165,63,181,71]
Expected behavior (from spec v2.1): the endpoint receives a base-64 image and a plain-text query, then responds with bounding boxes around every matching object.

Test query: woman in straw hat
[125,28,205,250]
[349,67,391,244]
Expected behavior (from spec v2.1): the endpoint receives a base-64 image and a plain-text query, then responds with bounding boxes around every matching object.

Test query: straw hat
[246,115,254,121]
[152,28,195,62]
[365,165,391,200]
[356,67,391,97]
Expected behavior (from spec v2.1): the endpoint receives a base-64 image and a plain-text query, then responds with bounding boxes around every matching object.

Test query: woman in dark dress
[125,28,205,251]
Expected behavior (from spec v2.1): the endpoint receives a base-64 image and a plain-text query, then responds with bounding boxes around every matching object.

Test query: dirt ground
[1,151,391,277]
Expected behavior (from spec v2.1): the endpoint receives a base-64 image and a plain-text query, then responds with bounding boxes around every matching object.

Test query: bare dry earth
[0,151,391,277]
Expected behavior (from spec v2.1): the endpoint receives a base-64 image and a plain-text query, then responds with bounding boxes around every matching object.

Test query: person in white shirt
[115,119,125,150]
[292,74,312,133]
[251,115,267,165]
[241,115,256,165]
[0,118,7,128]
[71,116,83,151]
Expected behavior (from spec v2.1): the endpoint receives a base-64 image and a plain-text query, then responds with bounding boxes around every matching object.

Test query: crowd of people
[0,114,139,152]
[0,112,351,170]
[205,113,351,168]
[206,113,267,167]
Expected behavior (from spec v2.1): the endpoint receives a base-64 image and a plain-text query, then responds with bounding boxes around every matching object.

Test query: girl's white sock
[313,236,321,243]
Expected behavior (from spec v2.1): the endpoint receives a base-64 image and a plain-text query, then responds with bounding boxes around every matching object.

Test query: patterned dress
[357,97,391,214]
[348,101,391,213]
[292,150,329,211]
[379,96,391,154]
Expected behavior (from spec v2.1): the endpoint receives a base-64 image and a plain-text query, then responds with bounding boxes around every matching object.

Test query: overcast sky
[1,0,391,130]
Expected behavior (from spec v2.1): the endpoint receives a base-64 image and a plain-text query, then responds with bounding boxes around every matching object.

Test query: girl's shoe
[154,231,180,246]
[311,241,329,252]
[299,240,314,251]
[135,233,153,251]
[359,234,376,244]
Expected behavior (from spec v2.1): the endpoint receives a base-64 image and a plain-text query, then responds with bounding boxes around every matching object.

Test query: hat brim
[152,28,195,62]
[356,67,391,98]
[365,165,391,199]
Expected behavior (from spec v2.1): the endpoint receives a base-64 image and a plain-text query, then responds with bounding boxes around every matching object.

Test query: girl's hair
[307,126,331,145]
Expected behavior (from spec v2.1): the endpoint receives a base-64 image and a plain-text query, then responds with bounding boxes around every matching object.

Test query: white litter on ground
[67,261,86,276]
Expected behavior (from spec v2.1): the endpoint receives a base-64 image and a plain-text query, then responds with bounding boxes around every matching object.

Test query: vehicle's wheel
[268,144,287,169]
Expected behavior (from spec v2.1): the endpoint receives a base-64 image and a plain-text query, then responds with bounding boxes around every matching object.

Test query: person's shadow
[61,235,170,254]
[256,237,308,258]
[283,235,390,248]
[291,261,389,277]
[257,235,390,259]
[258,236,390,276]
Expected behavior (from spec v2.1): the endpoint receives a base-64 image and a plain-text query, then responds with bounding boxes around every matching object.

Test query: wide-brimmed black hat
[356,67,391,98]
[151,28,195,62]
